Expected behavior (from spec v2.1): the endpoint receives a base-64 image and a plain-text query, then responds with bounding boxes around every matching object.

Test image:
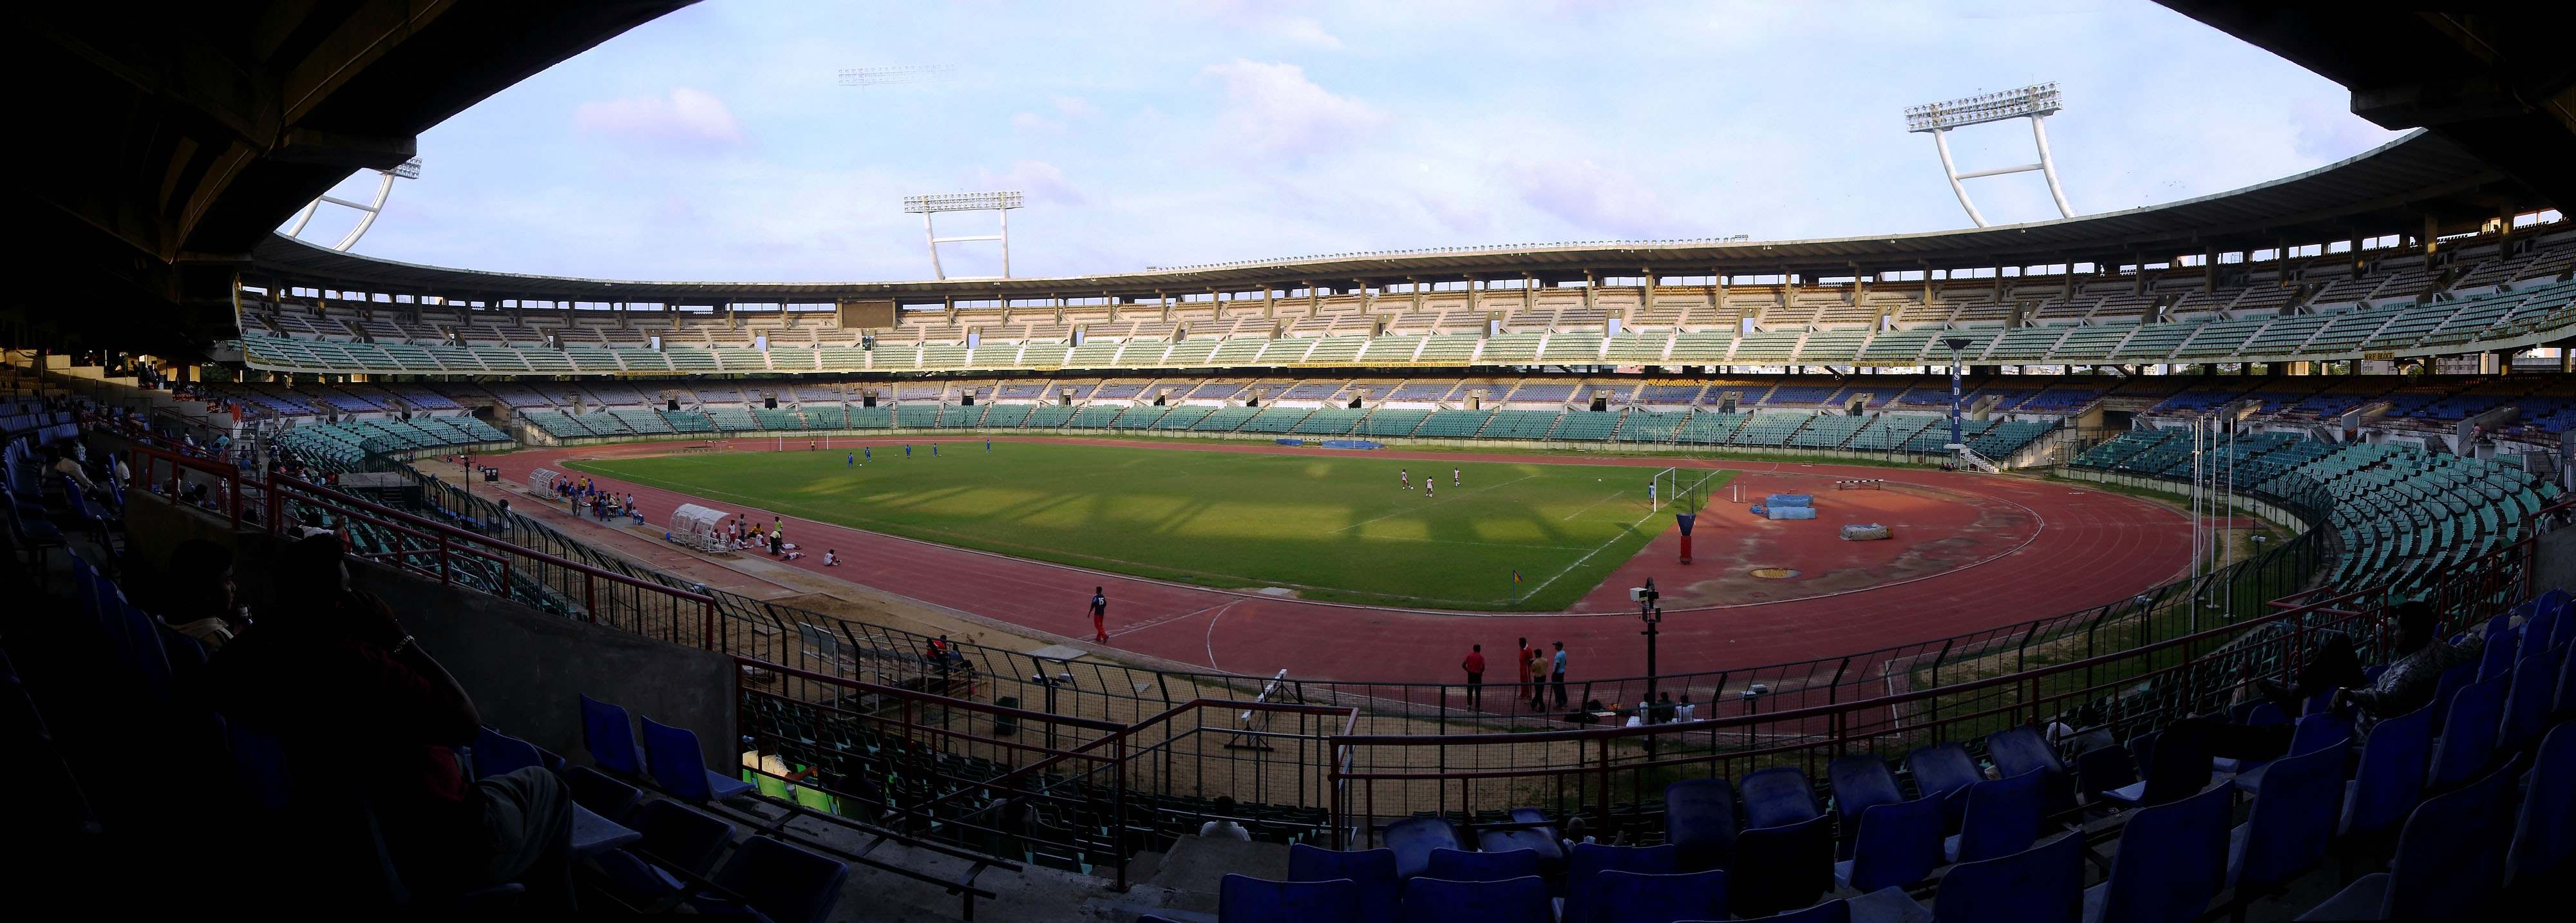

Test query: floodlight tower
[284,157,422,251]
[838,65,958,87]
[1904,83,2074,227]
[904,191,1024,280]
[1944,337,1972,452]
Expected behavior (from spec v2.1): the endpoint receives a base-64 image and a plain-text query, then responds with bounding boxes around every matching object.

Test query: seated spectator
[46,446,98,493]
[1650,691,1677,724]
[2181,601,2489,763]
[1674,692,1696,723]
[1198,795,1252,841]
[204,535,575,908]
[160,539,246,650]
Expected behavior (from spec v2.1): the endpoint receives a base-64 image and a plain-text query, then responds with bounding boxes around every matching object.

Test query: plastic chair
[569,804,643,859]
[2425,663,2474,735]
[2503,722,2576,888]
[2080,781,2232,923]
[1832,797,1942,893]
[563,765,641,823]
[580,694,646,777]
[1397,875,1551,923]
[1562,842,1678,923]
[639,717,755,802]
[2223,743,2345,895]
[1985,726,2075,817]
[1383,816,1464,880]
[1826,756,1904,842]
[1739,766,1823,829]
[1925,832,2085,923]
[2427,674,2506,791]
[1588,869,1727,923]
[1287,844,1399,923]
[2293,756,2521,920]
[1425,848,1540,883]
[594,799,739,901]
[2100,723,2209,808]
[2496,644,2566,753]
[1665,779,1740,871]
[471,727,547,779]
[1946,769,2043,863]
[2237,712,2353,797]
[1734,899,1852,923]
[1730,813,1833,918]
[1905,743,1983,830]
[2073,746,2138,806]
[691,835,851,923]
[2338,704,2430,839]
[2475,626,2518,681]
[1474,808,1564,870]
[1222,875,1364,923]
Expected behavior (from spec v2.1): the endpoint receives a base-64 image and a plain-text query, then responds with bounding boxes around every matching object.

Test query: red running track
[473,437,2193,685]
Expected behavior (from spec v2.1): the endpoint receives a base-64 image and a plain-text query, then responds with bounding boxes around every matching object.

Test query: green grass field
[568,441,1732,610]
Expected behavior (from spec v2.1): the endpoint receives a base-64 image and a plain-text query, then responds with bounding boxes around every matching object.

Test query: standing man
[1461,644,1486,710]
[1528,649,1550,712]
[1453,468,1461,486]
[904,444,912,458]
[1088,587,1109,644]
[1647,480,1656,508]
[865,446,872,462]
[933,443,940,457]
[1400,468,1409,490]
[1425,479,1434,499]
[1550,642,1569,707]
[985,439,991,453]
[1515,638,1533,705]
[847,452,855,467]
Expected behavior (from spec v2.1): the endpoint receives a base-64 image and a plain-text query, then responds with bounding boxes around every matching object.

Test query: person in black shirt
[1088,587,1108,644]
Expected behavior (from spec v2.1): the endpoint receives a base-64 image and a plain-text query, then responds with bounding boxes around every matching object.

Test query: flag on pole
[1512,570,1522,584]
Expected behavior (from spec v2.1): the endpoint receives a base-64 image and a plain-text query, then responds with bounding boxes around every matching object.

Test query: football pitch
[567,441,1732,611]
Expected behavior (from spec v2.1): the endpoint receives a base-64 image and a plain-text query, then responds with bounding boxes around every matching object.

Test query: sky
[296,0,2404,285]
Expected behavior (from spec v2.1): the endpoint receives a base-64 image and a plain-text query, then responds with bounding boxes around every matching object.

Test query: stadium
[3,3,2573,922]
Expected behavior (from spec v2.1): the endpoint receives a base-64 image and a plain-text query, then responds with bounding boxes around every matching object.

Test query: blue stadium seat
[2223,743,2345,900]
[569,803,643,859]
[2476,625,2519,682]
[1826,756,1904,849]
[1587,869,1727,923]
[1383,817,1464,880]
[1223,875,1365,923]
[1944,769,2043,863]
[1924,832,2085,923]
[1730,813,1833,918]
[1739,766,1823,829]
[2294,756,2521,920]
[2080,780,2231,923]
[2338,705,2430,838]
[2073,746,2138,806]
[1287,844,1399,923]
[639,717,755,803]
[1664,779,1739,871]
[593,799,737,901]
[1397,875,1551,923]
[1562,842,1677,923]
[691,835,851,923]
[2426,664,2474,736]
[2235,712,2352,797]
[1904,743,1982,831]
[1985,726,2075,818]
[2497,644,2566,753]
[2099,724,2209,809]
[226,721,294,814]
[563,765,641,823]
[2427,674,2506,790]
[580,694,647,778]
[1473,808,1562,870]
[470,727,558,779]
[1832,797,1942,893]
[1736,898,1852,923]
[2503,722,2576,889]
[1425,847,1539,883]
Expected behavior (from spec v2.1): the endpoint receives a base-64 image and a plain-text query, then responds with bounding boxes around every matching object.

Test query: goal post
[1651,467,1676,512]
[1653,466,1723,513]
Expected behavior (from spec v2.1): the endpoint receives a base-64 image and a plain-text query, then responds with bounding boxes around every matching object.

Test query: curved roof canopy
[254,130,2549,304]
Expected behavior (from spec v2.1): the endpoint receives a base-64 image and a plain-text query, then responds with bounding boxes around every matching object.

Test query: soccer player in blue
[904,444,911,457]
[985,439,991,452]
[932,444,939,457]
[846,453,854,467]
[864,446,871,461]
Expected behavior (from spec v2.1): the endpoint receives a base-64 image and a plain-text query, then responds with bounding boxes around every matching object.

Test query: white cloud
[1505,158,1676,236]
[1054,95,1101,118]
[1010,111,1067,133]
[1180,1,1347,48]
[1416,190,1492,234]
[1199,59,1387,160]
[1271,16,1345,48]
[980,160,1085,205]
[572,88,748,153]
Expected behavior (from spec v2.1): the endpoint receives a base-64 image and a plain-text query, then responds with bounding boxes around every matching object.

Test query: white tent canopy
[527,467,561,492]
[668,502,730,551]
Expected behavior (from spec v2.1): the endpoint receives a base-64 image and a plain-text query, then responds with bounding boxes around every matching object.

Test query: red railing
[1321,508,2549,837]
[124,441,721,648]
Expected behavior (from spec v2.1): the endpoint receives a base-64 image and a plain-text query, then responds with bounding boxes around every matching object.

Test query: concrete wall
[124,494,738,771]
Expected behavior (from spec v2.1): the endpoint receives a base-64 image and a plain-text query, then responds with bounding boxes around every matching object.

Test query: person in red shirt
[1461,644,1487,710]
[206,535,576,907]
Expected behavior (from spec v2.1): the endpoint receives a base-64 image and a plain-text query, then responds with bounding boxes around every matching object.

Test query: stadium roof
[253,129,2551,303]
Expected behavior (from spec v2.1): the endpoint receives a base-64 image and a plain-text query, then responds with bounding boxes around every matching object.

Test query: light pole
[1944,337,1972,462]
[1638,577,1663,703]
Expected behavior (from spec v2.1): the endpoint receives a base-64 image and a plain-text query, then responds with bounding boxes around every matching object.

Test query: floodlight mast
[837,65,956,86]
[1904,83,2074,227]
[902,191,1025,280]
[285,157,422,251]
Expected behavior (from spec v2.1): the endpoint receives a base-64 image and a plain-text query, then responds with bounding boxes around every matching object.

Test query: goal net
[1652,466,1723,513]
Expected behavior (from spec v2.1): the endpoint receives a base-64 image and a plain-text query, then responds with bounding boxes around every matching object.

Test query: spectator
[1674,692,1696,723]
[1198,796,1251,841]
[1516,637,1533,705]
[47,446,97,493]
[160,539,246,650]
[2184,600,2491,763]
[1550,642,1569,708]
[1650,691,1677,724]
[1460,644,1486,710]
[204,535,575,907]
[1624,701,1649,728]
[1527,649,1549,712]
